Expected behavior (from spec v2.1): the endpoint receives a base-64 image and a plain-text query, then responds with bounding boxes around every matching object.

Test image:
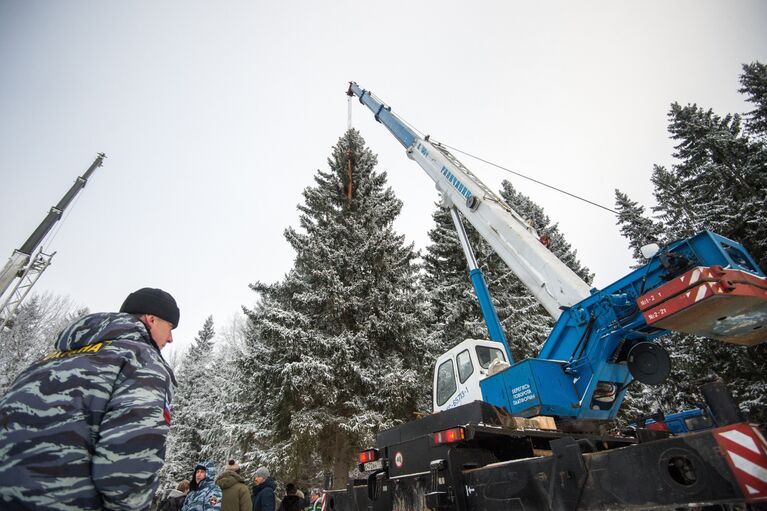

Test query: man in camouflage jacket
[0,287,180,511]
[182,462,223,511]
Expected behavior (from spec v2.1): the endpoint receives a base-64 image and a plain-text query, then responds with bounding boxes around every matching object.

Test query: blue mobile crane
[321,83,767,510]
[346,82,767,422]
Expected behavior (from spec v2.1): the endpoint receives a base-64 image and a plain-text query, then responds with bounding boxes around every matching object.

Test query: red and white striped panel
[714,423,767,502]
[643,281,724,323]
[637,266,724,311]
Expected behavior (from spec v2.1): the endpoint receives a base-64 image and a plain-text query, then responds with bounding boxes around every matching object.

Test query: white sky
[1,1,766,357]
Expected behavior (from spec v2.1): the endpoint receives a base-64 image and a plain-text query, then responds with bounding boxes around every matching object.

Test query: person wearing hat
[181,461,223,511]
[277,483,302,511]
[251,467,277,511]
[215,460,252,511]
[0,287,180,511]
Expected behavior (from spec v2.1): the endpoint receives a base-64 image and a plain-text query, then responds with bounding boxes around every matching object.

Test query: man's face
[195,468,206,483]
[145,315,174,349]
[255,475,265,486]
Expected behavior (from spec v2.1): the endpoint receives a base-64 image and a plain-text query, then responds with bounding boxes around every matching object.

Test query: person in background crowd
[160,480,190,511]
[182,462,222,511]
[304,489,322,511]
[0,287,180,511]
[251,467,276,511]
[215,459,252,511]
[277,483,302,511]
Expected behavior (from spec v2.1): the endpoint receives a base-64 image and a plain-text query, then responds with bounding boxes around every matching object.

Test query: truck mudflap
[713,423,767,501]
[457,423,767,510]
[323,479,367,511]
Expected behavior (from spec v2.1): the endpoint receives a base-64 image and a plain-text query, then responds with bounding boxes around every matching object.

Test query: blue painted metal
[469,268,514,363]
[348,82,416,149]
[480,230,767,420]
[643,408,714,434]
[479,358,581,417]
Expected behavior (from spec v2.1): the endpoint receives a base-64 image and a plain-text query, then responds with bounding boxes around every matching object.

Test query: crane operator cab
[433,339,509,412]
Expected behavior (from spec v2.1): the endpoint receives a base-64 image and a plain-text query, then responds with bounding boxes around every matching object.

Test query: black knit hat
[120,287,179,328]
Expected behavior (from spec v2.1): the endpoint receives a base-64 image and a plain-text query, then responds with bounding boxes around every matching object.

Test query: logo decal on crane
[440,166,473,201]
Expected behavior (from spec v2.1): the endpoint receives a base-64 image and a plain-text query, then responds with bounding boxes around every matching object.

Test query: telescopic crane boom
[347,83,592,320]
[0,153,105,328]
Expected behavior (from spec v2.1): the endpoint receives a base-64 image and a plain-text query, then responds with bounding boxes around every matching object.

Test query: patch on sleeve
[209,495,219,507]
[42,340,113,361]
[163,394,172,426]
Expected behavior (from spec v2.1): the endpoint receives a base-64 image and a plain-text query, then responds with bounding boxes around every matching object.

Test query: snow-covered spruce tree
[421,204,495,356]
[161,316,217,486]
[199,313,251,472]
[740,61,767,137]
[0,293,84,394]
[614,62,767,422]
[422,179,592,363]
[232,305,278,478]
[241,129,430,487]
[614,190,663,265]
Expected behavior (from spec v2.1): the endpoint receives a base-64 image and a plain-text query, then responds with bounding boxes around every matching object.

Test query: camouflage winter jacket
[0,312,176,511]
[182,462,223,511]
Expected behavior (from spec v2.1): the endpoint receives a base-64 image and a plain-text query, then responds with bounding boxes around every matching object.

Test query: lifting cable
[439,142,617,215]
[352,96,617,214]
[41,189,85,254]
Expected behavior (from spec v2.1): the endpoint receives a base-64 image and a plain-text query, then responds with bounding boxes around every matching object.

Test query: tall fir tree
[614,62,767,422]
[614,190,663,264]
[239,129,430,487]
[421,204,494,356]
[740,62,767,137]
[0,293,84,394]
[200,313,250,471]
[161,316,217,486]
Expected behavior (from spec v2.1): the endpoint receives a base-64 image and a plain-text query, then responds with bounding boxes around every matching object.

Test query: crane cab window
[456,349,474,383]
[476,345,505,369]
[436,359,458,406]
[684,413,714,432]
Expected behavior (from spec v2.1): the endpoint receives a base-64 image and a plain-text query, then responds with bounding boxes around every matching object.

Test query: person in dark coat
[160,480,189,511]
[277,484,302,511]
[304,489,322,511]
[215,460,252,511]
[251,467,276,511]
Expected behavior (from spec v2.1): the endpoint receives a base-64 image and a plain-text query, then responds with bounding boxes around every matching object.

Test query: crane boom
[347,83,591,319]
[0,153,105,327]
[18,153,105,256]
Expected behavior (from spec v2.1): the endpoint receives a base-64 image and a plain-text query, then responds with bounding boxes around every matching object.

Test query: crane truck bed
[324,398,767,510]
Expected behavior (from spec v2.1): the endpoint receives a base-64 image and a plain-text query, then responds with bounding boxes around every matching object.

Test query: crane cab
[433,339,508,412]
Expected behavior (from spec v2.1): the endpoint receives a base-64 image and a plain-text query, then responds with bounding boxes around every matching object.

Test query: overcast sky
[1,1,766,357]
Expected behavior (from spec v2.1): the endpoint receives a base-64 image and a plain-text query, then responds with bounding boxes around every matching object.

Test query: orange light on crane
[358,449,379,464]
[433,427,465,445]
